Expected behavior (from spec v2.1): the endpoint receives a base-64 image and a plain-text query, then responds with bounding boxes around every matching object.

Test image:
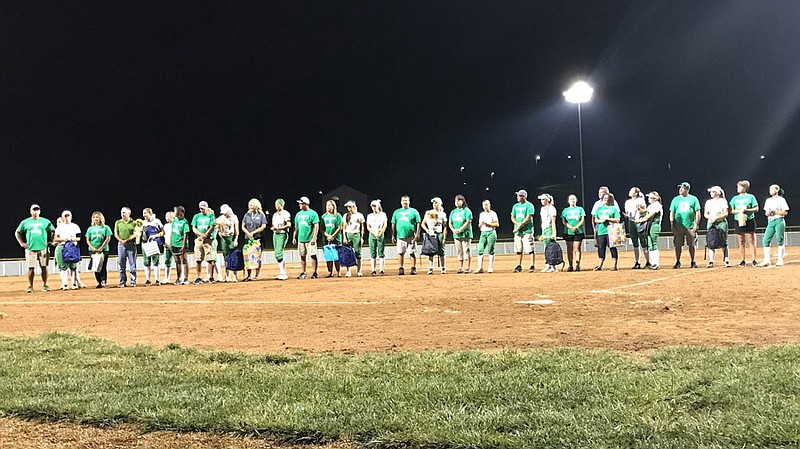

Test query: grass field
[1,252,799,448]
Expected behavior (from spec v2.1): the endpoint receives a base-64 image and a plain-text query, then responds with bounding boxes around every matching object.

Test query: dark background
[2,0,799,256]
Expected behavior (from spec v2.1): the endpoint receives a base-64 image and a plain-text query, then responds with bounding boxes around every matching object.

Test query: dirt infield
[1,251,799,355]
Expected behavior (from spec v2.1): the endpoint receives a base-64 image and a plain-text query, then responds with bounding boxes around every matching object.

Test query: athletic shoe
[297,272,307,279]
[776,260,785,266]
[70,285,79,290]
[79,283,86,289]
[543,266,555,273]
[487,267,493,273]
[673,262,681,269]
[326,273,333,278]
[644,262,652,269]
[649,265,660,270]
[398,267,405,276]
[575,264,581,272]
[379,271,385,276]
[632,263,642,269]
[26,286,33,293]
[528,265,535,273]
[60,285,68,291]
[42,285,50,292]
[277,273,288,280]
[130,284,136,288]
[428,269,433,275]
[193,278,204,285]
[180,279,190,285]
[566,266,574,272]
[242,277,251,282]
[473,268,484,274]
[738,261,746,268]
[441,267,446,274]
[371,271,377,277]
[457,268,464,274]
[724,260,731,268]
[118,283,126,288]
[706,262,714,268]
[345,272,352,278]
[611,266,618,271]
[513,265,523,273]
[690,262,698,269]
[357,272,363,277]
[96,284,103,289]
[311,272,318,279]
[208,278,216,284]
[154,281,161,286]
[752,260,758,267]
[144,281,151,287]
[410,267,416,275]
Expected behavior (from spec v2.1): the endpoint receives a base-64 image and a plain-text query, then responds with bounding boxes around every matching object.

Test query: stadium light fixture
[563,81,593,224]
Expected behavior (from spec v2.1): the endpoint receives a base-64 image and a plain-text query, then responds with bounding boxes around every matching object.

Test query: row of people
[14,180,789,291]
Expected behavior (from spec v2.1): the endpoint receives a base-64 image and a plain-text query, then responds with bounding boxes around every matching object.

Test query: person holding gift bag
[321,199,343,278]
[54,210,85,290]
[86,211,112,288]
[140,208,164,286]
[421,197,447,275]
[624,187,649,269]
[241,198,268,281]
[729,180,759,267]
[703,186,730,268]
[593,193,620,271]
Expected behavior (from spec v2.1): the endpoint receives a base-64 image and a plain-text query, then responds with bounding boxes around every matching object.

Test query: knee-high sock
[379,258,385,271]
[634,247,640,263]
[777,246,786,263]
[708,249,715,263]
[59,270,68,287]
[763,246,771,264]
[476,255,483,270]
[489,255,495,269]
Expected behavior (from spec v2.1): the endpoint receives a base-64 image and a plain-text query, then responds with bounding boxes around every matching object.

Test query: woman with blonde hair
[270,199,292,280]
[729,180,759,267]
[140,208,164,286]
[86,211,113,288]
[561,194,586,272]
[217,204,240,282]
[592,193,620,271]
[636,192,664,270]
[241,198,268,281]
[342,200,365,277]
[761,184,789,266]
[321,199,343,277]
[624,187,649,269]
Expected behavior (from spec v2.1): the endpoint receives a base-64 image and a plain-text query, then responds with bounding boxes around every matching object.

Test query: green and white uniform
[646,203,663,251]
[367,211,387,259]
[624,197,647,248]
[217,213,238,257]
[162,222,173,267]
[272,210,291,261]
[763,196,789,247]
[344,212,365,259]
[539,204,557,242]
[704,197,729,240]
[477,210,499,256]
[55,222,81,271]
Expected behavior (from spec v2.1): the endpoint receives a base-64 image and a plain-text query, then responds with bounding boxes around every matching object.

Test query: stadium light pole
[563,81,593,213]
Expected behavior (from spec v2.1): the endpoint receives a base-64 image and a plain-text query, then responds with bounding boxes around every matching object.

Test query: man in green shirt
[292,196,320,279]
[15,204,55,293]
[510,190,535,273]
[114,207,138,287]
[669,182,702,269]
[191,200,217,284]
[391,195,421,275]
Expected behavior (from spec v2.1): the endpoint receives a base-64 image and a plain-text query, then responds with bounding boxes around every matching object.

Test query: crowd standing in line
[14,181,790,292]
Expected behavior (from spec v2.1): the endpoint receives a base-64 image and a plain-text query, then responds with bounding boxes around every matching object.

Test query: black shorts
[735,220,756,234]
[171,246,184,256]
[563,233,585,242]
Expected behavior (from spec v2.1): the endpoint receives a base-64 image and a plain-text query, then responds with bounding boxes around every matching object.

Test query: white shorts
[514,233,534,254]
[397,237,416,256]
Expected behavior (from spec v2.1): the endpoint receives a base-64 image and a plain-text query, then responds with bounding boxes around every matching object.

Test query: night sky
[3,1,799,256]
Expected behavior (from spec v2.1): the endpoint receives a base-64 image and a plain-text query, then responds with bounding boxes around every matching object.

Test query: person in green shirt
[191,200,217,284]
[15,204,55,293]
[592,193,621,271]
[292,196,320,279]
[729,180,760,267]
[169,206,191,285]
[669,182,702,269]
[391,195,421,275]
[560,194,586,272]
[321,199,343,277]
[449,194,473,273]
[114,207,138,287]
[510,190,536,273]
[86,211,113,288]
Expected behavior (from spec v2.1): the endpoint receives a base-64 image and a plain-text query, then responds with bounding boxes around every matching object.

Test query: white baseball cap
[537,194,553,203]
[296,196,310,205]
[30,204,41,212]
[515,189,528,197]
[707,186,724,197]
[198,200,209,208]
[370,199,381,207]
[431,197,442,204]
[344,200,356,207]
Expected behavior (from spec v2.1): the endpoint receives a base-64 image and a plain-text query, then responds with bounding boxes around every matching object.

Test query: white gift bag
[90,253,104,273]
[142,241,160,257]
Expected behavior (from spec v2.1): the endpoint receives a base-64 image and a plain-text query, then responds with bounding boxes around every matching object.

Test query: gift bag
[243,239,261,269]
[142,240,160,257]
[323,244,339,262]
[421,233,439,256]
[607,222,626,248]
[89,253,104,273]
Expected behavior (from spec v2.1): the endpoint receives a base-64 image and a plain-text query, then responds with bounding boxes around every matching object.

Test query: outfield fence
[1,231,797,276]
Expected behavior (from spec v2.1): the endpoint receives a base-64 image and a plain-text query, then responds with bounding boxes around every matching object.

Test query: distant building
[321,185,369,213]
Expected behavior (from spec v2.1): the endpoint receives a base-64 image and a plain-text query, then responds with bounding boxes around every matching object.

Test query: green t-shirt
[729,194,758,222]
[511,202,535,235]
[561,206,586,235]
[16,217,54,251]
[669,194,701,228]
[295,209,320,243]
[449,207,473,239]
[86,224,113,252]
[593,205,619,236]
[321,213,343,240]
[391,207,421,239]
[191,212,215,235]
[170,218,190,247]
[114,219,137,241]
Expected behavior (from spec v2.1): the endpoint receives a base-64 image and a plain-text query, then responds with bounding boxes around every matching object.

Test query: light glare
[563,81,593,104]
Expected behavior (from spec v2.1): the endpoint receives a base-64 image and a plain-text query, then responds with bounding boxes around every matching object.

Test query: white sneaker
[487,267,493,273]
[345,272,352,278]
[775,260,784,266]
[357,271,363,277]
[277,273,288,280]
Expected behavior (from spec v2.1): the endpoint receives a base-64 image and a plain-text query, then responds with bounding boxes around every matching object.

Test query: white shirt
[592,198,621,215]
[343,212,365,234]
[478,210,499,232]
[624,197,647,220]
[367,212,388,235]
[271,210,292,233]
[704,198,728,223]
[163,222,172,241]
[540,205,557,230]
[764,196,790,221]
[646,202,664,227]
[424,209,447,234]
[55,222,81,240]
[216,214,239,237]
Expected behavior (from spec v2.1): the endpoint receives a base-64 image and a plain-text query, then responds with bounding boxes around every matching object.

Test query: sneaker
[649,265,660,270]
[724,260,731,268]
[428,269,434,275]
[473,268,484,274]
[644,262,652,269]
[79,283,86,289]
[759,261,770,267]
[26,286,33,293]
[154,281,160,286]
[379,271,385,276]
[611,266,618,271]
[119,283,126,288]
[277,273,288,280]
[567,266,574,272]
[193,278,204,285]
[410,267,416,275]
[487,267,493,273]
[632,263,642,270]
[752,260,758,267]
[776,260,785,266]
[242,277,251,282]
[60,285,68,291]
[593,266,603,271]
[690,262,698,269]
[311,272,318,279]
[144,281,151,287]
[398,267,405,276]
[357,272,363,277]
[345,272,352,278]
[738,261,746,268]
[180,279,190,285]
[441,267,446,274]
[673,262,681,269]
[457,268,464,274]
[96,284,103,289]
[70,285,79,290]
[543,266,555,273]
[528,265,535,273]
[297,272,308,279]
[130,284,136,288]
[42,285,50,292]
[513,265,523,273]
[575,264,581,272]
[326,273,333,278]
[208,278,216,284]
[540,266,550,273]
[706,262,714,268]
[371,271,377,277]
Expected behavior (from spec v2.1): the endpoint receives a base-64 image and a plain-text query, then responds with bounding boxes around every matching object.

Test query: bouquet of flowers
[134,218,144,245]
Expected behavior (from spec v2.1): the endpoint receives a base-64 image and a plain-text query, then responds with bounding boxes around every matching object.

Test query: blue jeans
[117,242,137,285]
